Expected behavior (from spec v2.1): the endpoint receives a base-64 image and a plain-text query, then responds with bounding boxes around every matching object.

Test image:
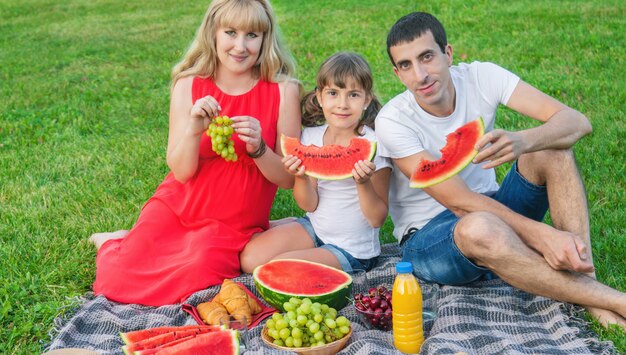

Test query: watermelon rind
[280,134,377,180]
[253,259,353,312]
[410,117,485,189]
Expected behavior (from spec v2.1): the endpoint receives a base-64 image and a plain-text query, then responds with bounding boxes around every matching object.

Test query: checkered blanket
[44,244,616,354]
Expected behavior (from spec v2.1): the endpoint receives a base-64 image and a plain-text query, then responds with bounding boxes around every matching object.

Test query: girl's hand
[353,160,376,184]
[282,155,306,177]
[232,116,264,155]
[189,95,221,136]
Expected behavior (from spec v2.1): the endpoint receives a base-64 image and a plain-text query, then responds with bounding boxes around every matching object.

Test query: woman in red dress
[91,0,301,306]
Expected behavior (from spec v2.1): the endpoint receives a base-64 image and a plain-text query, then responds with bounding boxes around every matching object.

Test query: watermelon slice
[132,336,196,355]
[153,329,239,355]
[410,117,485,188]
[280,134,376,180]
[120,325,219,344]
[121,327,220,354]
[253,259,352,312]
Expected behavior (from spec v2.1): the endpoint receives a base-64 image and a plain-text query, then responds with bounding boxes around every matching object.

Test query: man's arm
[474,81,592,169]
[394,151,594,273]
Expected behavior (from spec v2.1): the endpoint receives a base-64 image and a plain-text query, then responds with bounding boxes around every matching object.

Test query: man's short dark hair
[386,12,448,66]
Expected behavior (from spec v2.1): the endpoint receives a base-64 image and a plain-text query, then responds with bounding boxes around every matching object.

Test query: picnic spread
[44,244,617,354]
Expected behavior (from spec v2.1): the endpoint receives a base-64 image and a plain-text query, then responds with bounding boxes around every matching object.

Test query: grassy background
[1,0,624,352]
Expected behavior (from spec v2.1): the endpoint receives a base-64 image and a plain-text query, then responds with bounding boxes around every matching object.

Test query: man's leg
[457,148,626,329]
[454,211,626,330]
[517,149,593,268]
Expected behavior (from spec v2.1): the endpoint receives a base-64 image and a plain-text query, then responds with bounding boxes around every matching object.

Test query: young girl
[240,52,391,272]
[91,0,301,306]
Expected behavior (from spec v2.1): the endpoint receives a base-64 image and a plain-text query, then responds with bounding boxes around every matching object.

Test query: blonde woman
[92,0,301,306]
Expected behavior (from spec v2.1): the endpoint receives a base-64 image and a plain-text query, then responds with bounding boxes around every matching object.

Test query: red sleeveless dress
[93,78,280,306]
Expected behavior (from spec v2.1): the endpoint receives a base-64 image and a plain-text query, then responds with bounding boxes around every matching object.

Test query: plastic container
[392,262,424,354]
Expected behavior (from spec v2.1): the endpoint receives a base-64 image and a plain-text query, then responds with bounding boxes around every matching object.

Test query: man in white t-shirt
[375,12,625,331]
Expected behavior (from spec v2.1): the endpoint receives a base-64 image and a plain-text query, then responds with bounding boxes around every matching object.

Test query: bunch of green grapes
[206,115,237,162]
[265,298,351,348]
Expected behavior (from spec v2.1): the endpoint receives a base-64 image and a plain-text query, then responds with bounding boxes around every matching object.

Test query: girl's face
[215,26,264,75]
[316,80,371,132]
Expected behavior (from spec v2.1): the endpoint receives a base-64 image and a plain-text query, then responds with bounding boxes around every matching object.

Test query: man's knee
[455,212,511,258]
[518,148,576,185]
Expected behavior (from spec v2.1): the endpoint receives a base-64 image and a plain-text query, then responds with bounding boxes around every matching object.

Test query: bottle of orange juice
[392,262,423,354]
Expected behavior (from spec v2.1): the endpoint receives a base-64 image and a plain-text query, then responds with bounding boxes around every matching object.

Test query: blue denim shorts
[401,162,549,285]
[296,216,378,272]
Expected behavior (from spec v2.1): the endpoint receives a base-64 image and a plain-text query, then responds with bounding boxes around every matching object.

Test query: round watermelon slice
[253,259,352,311]
[280,134,376,180]
[410,117,485,188]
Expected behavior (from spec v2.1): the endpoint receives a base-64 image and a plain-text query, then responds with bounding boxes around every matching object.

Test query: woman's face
[215,26,264,75]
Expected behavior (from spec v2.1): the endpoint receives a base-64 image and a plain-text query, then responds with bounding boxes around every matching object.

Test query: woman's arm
[245,80,302,189]
[166,76,220,183]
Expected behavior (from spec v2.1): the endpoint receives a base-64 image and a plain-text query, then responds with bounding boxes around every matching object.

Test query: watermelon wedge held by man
[410,117,485,188]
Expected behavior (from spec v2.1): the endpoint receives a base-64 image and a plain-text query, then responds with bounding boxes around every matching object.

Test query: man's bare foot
[269,217,297,228]
[89,230,129,250]
[586,306,626,333]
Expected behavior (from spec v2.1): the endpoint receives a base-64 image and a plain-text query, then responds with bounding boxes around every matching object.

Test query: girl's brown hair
[301,52,381,136]
[170,0,296,87]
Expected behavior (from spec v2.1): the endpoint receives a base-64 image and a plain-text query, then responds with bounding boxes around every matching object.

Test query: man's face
[390,31,454,116]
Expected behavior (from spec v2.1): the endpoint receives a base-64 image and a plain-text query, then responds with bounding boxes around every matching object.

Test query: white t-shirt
[302,124,391,259]
[375,61,520,240]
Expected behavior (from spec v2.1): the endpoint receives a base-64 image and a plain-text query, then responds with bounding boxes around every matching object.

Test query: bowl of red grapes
[353,284,393,331]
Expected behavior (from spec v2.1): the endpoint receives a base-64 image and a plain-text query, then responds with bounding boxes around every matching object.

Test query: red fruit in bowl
[380,299,389,309]
[353,284,394,331]
[384,291,392,303]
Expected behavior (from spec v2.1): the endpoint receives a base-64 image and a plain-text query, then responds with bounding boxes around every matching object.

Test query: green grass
[1,0,624,352]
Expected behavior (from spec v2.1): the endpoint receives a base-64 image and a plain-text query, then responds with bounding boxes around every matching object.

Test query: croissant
[246,293,263,314]
[197,301,228,326]
[213,289,262,315]
[217,279,252,325]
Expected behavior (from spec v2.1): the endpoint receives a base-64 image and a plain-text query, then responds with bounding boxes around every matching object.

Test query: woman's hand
[282,155,306,177]
[353,160,376,184]
[189,95,221,136]
[232,116,264,155]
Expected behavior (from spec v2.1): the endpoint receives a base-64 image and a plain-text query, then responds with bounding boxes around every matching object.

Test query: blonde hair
[302,52,382,135]
[171,0,296,87]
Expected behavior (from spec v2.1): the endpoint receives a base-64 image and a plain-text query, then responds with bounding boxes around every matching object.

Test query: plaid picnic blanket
[44,244,617,354]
